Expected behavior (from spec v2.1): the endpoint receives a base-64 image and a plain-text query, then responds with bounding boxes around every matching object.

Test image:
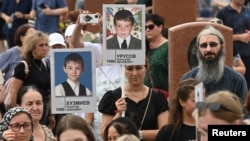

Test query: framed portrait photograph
[103,4,146,65]
[50,48,96,114]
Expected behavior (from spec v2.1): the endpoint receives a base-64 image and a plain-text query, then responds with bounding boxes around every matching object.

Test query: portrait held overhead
[106,9,141,50]
[102,4,146,65]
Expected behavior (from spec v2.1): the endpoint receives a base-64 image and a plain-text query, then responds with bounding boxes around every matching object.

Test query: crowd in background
[0,0,250,141]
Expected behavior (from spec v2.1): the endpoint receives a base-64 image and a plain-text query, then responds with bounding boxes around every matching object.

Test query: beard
[196,47,225,84]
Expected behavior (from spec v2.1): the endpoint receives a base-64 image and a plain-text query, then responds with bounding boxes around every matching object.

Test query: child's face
[114,20,133,39]
[64,61,83,82]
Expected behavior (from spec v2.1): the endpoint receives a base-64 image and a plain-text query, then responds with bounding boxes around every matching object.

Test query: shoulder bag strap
[139,88,152,130]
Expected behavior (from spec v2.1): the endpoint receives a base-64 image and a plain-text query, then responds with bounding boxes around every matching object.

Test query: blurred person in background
[29,0,68,34]
[0,24,35,82]
[1,0,32,48]
[56,114,96,141]
[64,9,100,43]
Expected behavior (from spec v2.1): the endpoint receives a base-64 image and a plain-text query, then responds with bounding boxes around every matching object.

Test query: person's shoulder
[181,68,198,80]
[224,66,243,76]
[224,66,246,81]
[0,47,18,57]
[243,5,250,11]
[41,125,56,141]
[216,5,230,15]
[160,123,175,132]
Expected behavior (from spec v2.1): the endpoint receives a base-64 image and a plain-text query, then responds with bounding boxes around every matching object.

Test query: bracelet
[138,130,143,140]
[23,14,25,19]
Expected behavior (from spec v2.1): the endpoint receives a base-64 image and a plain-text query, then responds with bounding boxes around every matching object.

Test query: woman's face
[59,129,88,141]
[145,20,162,40]
[20,89,43,122]
[108,126,120,141]
[33,39,49,59]
[180,90,196,116]
[9,113,33,141]
[125,65,146,86]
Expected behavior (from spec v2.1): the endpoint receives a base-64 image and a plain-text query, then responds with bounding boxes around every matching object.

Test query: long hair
[167,78,200,141]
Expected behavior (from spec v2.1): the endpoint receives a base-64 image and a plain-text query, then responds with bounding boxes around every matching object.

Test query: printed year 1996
[107,60,116,63]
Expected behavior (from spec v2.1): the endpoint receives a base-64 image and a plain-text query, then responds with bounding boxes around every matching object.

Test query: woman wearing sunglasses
[196,90,243,141]
[144,13,169,99]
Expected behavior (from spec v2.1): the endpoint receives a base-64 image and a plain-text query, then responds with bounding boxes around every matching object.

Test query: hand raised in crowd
[76,10,90,25]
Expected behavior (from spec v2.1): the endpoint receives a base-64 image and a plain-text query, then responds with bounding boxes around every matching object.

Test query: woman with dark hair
[56,114,96,141]
[99,65,169,141]
[103,117,139,141]
[0,107,33,141]
[144,13,169,99]
[155,78,202,141]
[16,85,56,141]
[0,24,35,81]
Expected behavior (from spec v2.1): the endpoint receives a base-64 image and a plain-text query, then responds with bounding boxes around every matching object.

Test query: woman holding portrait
[98,65,169,141]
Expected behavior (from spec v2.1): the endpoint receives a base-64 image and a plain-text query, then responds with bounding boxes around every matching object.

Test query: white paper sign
[50,48,96,114]
[102,4,146,65]
[195,82,204,103]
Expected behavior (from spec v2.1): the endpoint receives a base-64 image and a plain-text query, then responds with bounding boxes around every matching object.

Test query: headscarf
[0,107,33,132]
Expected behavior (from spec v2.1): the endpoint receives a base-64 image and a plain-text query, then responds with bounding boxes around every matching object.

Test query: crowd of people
[0,0,250,141]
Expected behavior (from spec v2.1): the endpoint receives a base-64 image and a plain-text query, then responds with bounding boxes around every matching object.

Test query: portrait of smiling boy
[106,9,141,49]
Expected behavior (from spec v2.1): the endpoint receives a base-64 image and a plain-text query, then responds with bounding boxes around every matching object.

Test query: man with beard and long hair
[181,26,248,102]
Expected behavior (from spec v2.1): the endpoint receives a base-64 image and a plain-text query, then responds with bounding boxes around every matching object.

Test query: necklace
[32,60,42,71]
[126,85,146,101]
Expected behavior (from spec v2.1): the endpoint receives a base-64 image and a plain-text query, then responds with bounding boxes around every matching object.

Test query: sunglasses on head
[145,24,155,30]
[198,42,221,48]
[196,101,233,112]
